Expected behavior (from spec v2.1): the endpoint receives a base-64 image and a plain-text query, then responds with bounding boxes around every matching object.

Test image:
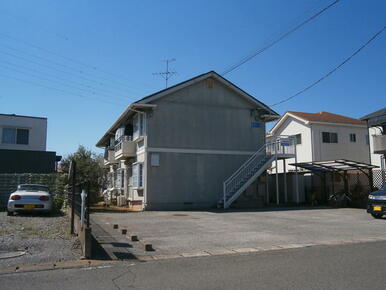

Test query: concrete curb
[0,259,115,276]
[136,237,386,262]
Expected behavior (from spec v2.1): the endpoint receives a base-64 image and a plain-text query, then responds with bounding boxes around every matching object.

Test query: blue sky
[0,0,385,156]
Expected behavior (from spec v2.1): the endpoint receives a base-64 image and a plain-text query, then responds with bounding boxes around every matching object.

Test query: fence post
[70,161,76,235]
[81,189,86,229]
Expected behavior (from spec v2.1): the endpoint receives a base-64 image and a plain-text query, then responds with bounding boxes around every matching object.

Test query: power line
[0,59,134,102]
[0,32,155,90]
[222,0,341,75]
[0,45,146,100]
[0,40,146,95]
[0,63,131,104]
[270,25,386,107]
[0,72,124,106]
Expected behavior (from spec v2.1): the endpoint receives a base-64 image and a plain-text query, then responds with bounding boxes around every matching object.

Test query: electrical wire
[0,64,131,104]
[222,0,341,75]
[0,72,125,106]
[270,25,386,107]
[0,32,155,90]
[0,59,134,102]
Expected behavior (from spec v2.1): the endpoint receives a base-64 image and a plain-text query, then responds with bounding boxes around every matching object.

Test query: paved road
[1,241,385,290]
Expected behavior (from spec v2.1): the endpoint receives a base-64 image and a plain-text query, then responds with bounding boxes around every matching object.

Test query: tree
[59,145,106,204]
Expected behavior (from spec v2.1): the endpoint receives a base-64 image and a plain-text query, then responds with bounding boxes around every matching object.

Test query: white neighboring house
[369,127,384,168]
[267,111,371,173]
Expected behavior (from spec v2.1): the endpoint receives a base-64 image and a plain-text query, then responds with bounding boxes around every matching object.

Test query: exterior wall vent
[206,78,214,89]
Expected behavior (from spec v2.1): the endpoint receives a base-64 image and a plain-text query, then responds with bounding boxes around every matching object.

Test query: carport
[290,159,378,204]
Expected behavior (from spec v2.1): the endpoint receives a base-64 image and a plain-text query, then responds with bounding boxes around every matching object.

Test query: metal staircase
[220,137,295,209]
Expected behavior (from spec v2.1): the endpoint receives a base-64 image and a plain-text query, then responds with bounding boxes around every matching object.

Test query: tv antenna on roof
[153,58,177,88]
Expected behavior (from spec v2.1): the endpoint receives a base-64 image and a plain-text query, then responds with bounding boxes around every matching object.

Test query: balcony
[104,148,117,166]
[114,135,136,160]
[373,135,386,154]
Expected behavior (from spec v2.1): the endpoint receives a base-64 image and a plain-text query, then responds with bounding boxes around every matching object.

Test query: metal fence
[68,183,90,230]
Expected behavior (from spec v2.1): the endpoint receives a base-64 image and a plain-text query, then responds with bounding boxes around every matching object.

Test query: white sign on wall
[151,153,160,167]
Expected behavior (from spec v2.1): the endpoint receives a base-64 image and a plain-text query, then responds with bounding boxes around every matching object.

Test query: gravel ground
[0,211,81,268]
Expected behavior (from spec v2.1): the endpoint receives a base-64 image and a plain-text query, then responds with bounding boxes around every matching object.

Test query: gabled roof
[288,111,366,125]
[269,111,366,136]
[360,107,386,127]
[134,71,278,115]
[361,107,386,121]
[96,71,279,147]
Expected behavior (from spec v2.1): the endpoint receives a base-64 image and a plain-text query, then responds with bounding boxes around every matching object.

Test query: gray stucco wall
[146,78,266,151]
[144,78,267,209]
[146,152,250,210]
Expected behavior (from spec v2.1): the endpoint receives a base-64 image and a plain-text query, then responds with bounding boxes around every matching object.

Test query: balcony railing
[114,135,133,152]
[114,135,136,160]
[373,135,386,154]
[104,146,117,165]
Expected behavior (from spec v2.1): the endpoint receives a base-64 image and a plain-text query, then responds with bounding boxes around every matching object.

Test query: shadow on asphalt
[90,220,138,261]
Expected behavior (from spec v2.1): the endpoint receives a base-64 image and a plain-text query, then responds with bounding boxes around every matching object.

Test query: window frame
[349,133,356,143]
[322,132,338,144]
[294,134,302,145]
[132,162,144,188]
[1,127,30,145]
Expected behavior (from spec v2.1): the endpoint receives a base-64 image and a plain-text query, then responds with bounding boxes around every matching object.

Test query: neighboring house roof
[360,107,386,127]
[96,71,279,147]
[0,113,47,120]
[288,111,366,125]
[269,111,366,136]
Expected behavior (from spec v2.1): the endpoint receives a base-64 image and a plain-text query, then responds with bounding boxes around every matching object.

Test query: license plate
[24,204,35,210]
[373,206,382,211]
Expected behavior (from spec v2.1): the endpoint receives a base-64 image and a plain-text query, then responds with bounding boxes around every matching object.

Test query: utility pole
[153,58,177,88]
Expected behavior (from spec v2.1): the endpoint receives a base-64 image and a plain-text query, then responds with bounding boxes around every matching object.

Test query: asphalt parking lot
[91,208,386,258]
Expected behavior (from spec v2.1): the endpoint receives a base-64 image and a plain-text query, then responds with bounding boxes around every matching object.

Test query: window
[294,134,302,145]
[133,114,144,140]
[2,128,29,145]
[2,128,16,144]
[17,129,29,145]
[132,163,143,188]
[349,133,356,143]
[322,132,338,143]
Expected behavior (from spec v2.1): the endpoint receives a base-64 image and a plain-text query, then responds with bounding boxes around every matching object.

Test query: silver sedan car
[7,184,53,216]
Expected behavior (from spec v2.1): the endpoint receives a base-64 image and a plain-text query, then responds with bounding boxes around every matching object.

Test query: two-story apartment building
[267,111,371,173]
[0,113,61,173]
[97,71,281,210]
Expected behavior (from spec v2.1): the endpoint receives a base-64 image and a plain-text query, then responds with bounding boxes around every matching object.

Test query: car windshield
[18,185,49,192]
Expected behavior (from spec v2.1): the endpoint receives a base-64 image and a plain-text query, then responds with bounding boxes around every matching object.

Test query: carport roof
[290,159,378,173]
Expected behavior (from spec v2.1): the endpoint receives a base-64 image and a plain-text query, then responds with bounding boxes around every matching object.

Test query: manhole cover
[0,251,26,259]
[172,214,189,217]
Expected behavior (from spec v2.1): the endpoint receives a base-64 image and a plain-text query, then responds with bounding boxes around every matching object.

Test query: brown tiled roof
[288,111,366,125]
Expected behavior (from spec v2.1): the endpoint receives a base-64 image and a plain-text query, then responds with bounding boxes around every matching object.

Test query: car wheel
[7,211,13,216]
[371,213,383,219]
